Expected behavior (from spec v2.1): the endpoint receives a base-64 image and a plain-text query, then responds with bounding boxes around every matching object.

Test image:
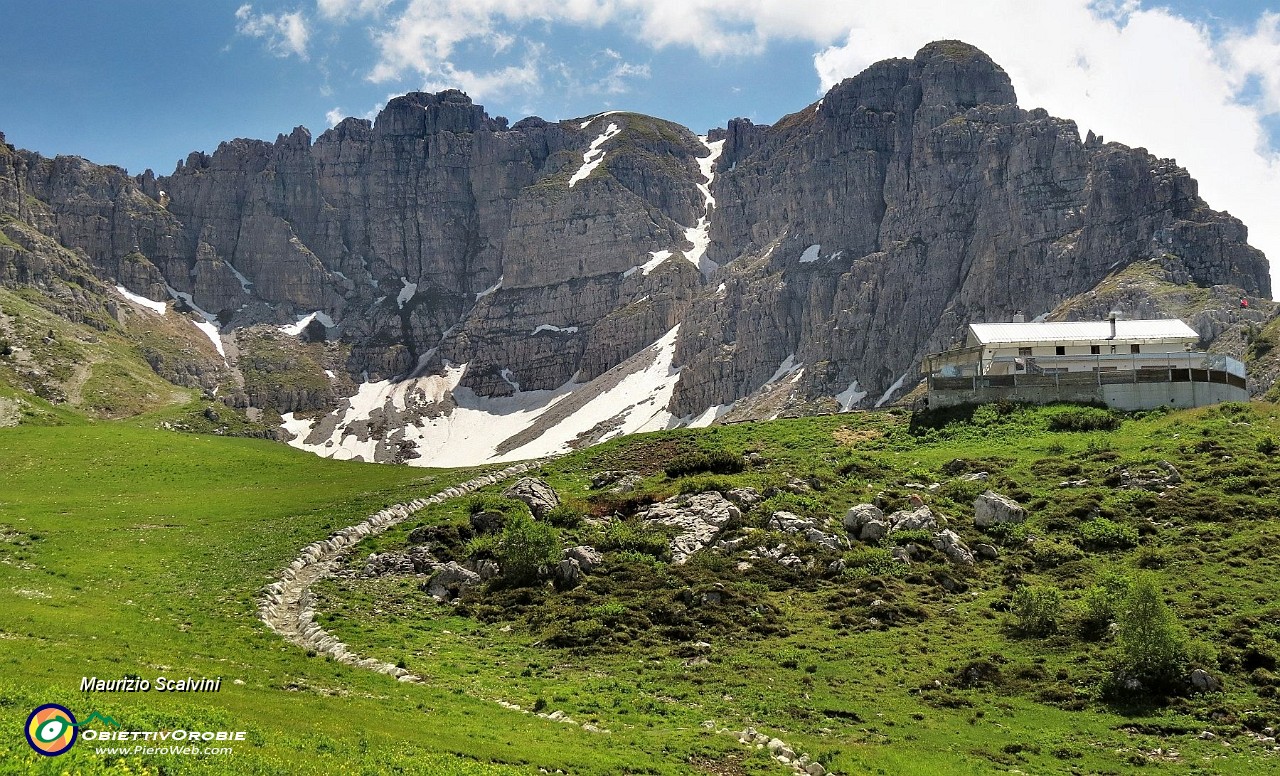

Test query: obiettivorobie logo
[24,704,109,756]
[23,704,241,757]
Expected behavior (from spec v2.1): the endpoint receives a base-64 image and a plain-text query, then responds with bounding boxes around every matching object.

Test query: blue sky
[1,1,1277,280]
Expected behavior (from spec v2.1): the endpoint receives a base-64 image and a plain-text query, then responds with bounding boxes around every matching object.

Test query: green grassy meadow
[315,402,1280,775]
[1,401,1279,773]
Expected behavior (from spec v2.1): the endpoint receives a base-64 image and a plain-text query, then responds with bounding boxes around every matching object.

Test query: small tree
[496,513,559,585]
[1080,571,1131,636]
[1116,574,1186,689]
[1011,585,1062,636]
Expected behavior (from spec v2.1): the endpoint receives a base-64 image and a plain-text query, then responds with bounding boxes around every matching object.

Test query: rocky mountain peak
[0,40,1272,466]
[913,40,1016,108]
[373,90,505,137]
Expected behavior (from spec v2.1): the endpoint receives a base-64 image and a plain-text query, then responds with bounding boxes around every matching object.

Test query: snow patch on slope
[578,110,623,130]
[280,311,336,337]
[164,285,226,359]
[874,373,909,408]
[835,380,868,411]
[115,285,167,315]
[682,136,725,275]
[623,249,673,278]
[766,354,802,385]
[397,277,417,308]
[687,402,733,428]
[799,244,821,263]
[281,327,685,467]
[227,263,253,292]
[476,277,502,300]
[531,324,579,335]
[568,122,621,188]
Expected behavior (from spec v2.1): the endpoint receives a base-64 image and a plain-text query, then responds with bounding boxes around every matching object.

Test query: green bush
[1079,518,1138,549]
[1030,539,1085,567]
[888,529,935,547]
[544,504,583,528]
[1258,437,1278,456]
[1011,586,1062,636]
[841,547,908,578]
[664,450,746,478]
[496,513,560,585]
[463,534,499,560]
[1114,574,1187,690]
[1048,407,1121,432]
[596,519,671,560]
[1080,571,1131,635]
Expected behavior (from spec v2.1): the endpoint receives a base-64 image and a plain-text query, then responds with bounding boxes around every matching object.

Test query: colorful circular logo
[25,704,77,756]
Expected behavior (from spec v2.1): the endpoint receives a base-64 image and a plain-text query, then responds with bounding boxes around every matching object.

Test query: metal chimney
[1107,310,1120,340]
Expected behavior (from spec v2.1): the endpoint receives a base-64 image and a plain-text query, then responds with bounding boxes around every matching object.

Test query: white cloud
[235,4,310,60]
[421,59,541,101]
[316,0,391,20]
[1223,12,1280,117]
[325,107,345,126]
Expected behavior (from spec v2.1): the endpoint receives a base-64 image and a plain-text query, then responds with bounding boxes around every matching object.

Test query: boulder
[469,509,506,534]
[933,529,975,564]
[640,492,741,563]
[555,558,583,587]
[842,503,884,533]
[364,552,415,576]
[860,519,890,543]
[590,470,636,489]
[608,474,643,495]
[564,545,603,571]
[974,491,1025,528]
[503,477,560,519]
[768,511,846,551]
[1157,460,1182,484]
[469,559,500,580]
[974,543,1000,560]
[888,506,937,532]
[1189,669,1221,692]
[424,561,482,601]
[726,487,762,508]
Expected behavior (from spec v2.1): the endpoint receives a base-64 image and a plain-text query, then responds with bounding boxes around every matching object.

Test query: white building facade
[926,317,1247,410]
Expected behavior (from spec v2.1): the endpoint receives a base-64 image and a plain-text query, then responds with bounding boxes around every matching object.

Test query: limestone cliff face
[669,41,1269,415]
[0,41,1271,452]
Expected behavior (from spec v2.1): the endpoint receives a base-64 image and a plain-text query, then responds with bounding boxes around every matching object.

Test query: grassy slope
[315,403,1280,775]
[0,420,663,775]
[2,403,1279,773]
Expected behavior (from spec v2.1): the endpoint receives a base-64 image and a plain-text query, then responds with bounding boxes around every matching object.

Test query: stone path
[257,459,826,771]
[258,460,542,682]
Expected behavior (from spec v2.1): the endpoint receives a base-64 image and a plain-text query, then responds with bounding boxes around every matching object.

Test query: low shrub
[595,519,671,560]
[1030,539,1084,567]
[1113,574,1188,691]
[496,513,560,585]
[1079,518,1138,549]
[1048,407,1121,432]
[543,503,584,528]
[664,450,746,478]
[888,529,935,547]
[842,547,908,578]
[1080,571,1131,635]
[1011,586,1062,636]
